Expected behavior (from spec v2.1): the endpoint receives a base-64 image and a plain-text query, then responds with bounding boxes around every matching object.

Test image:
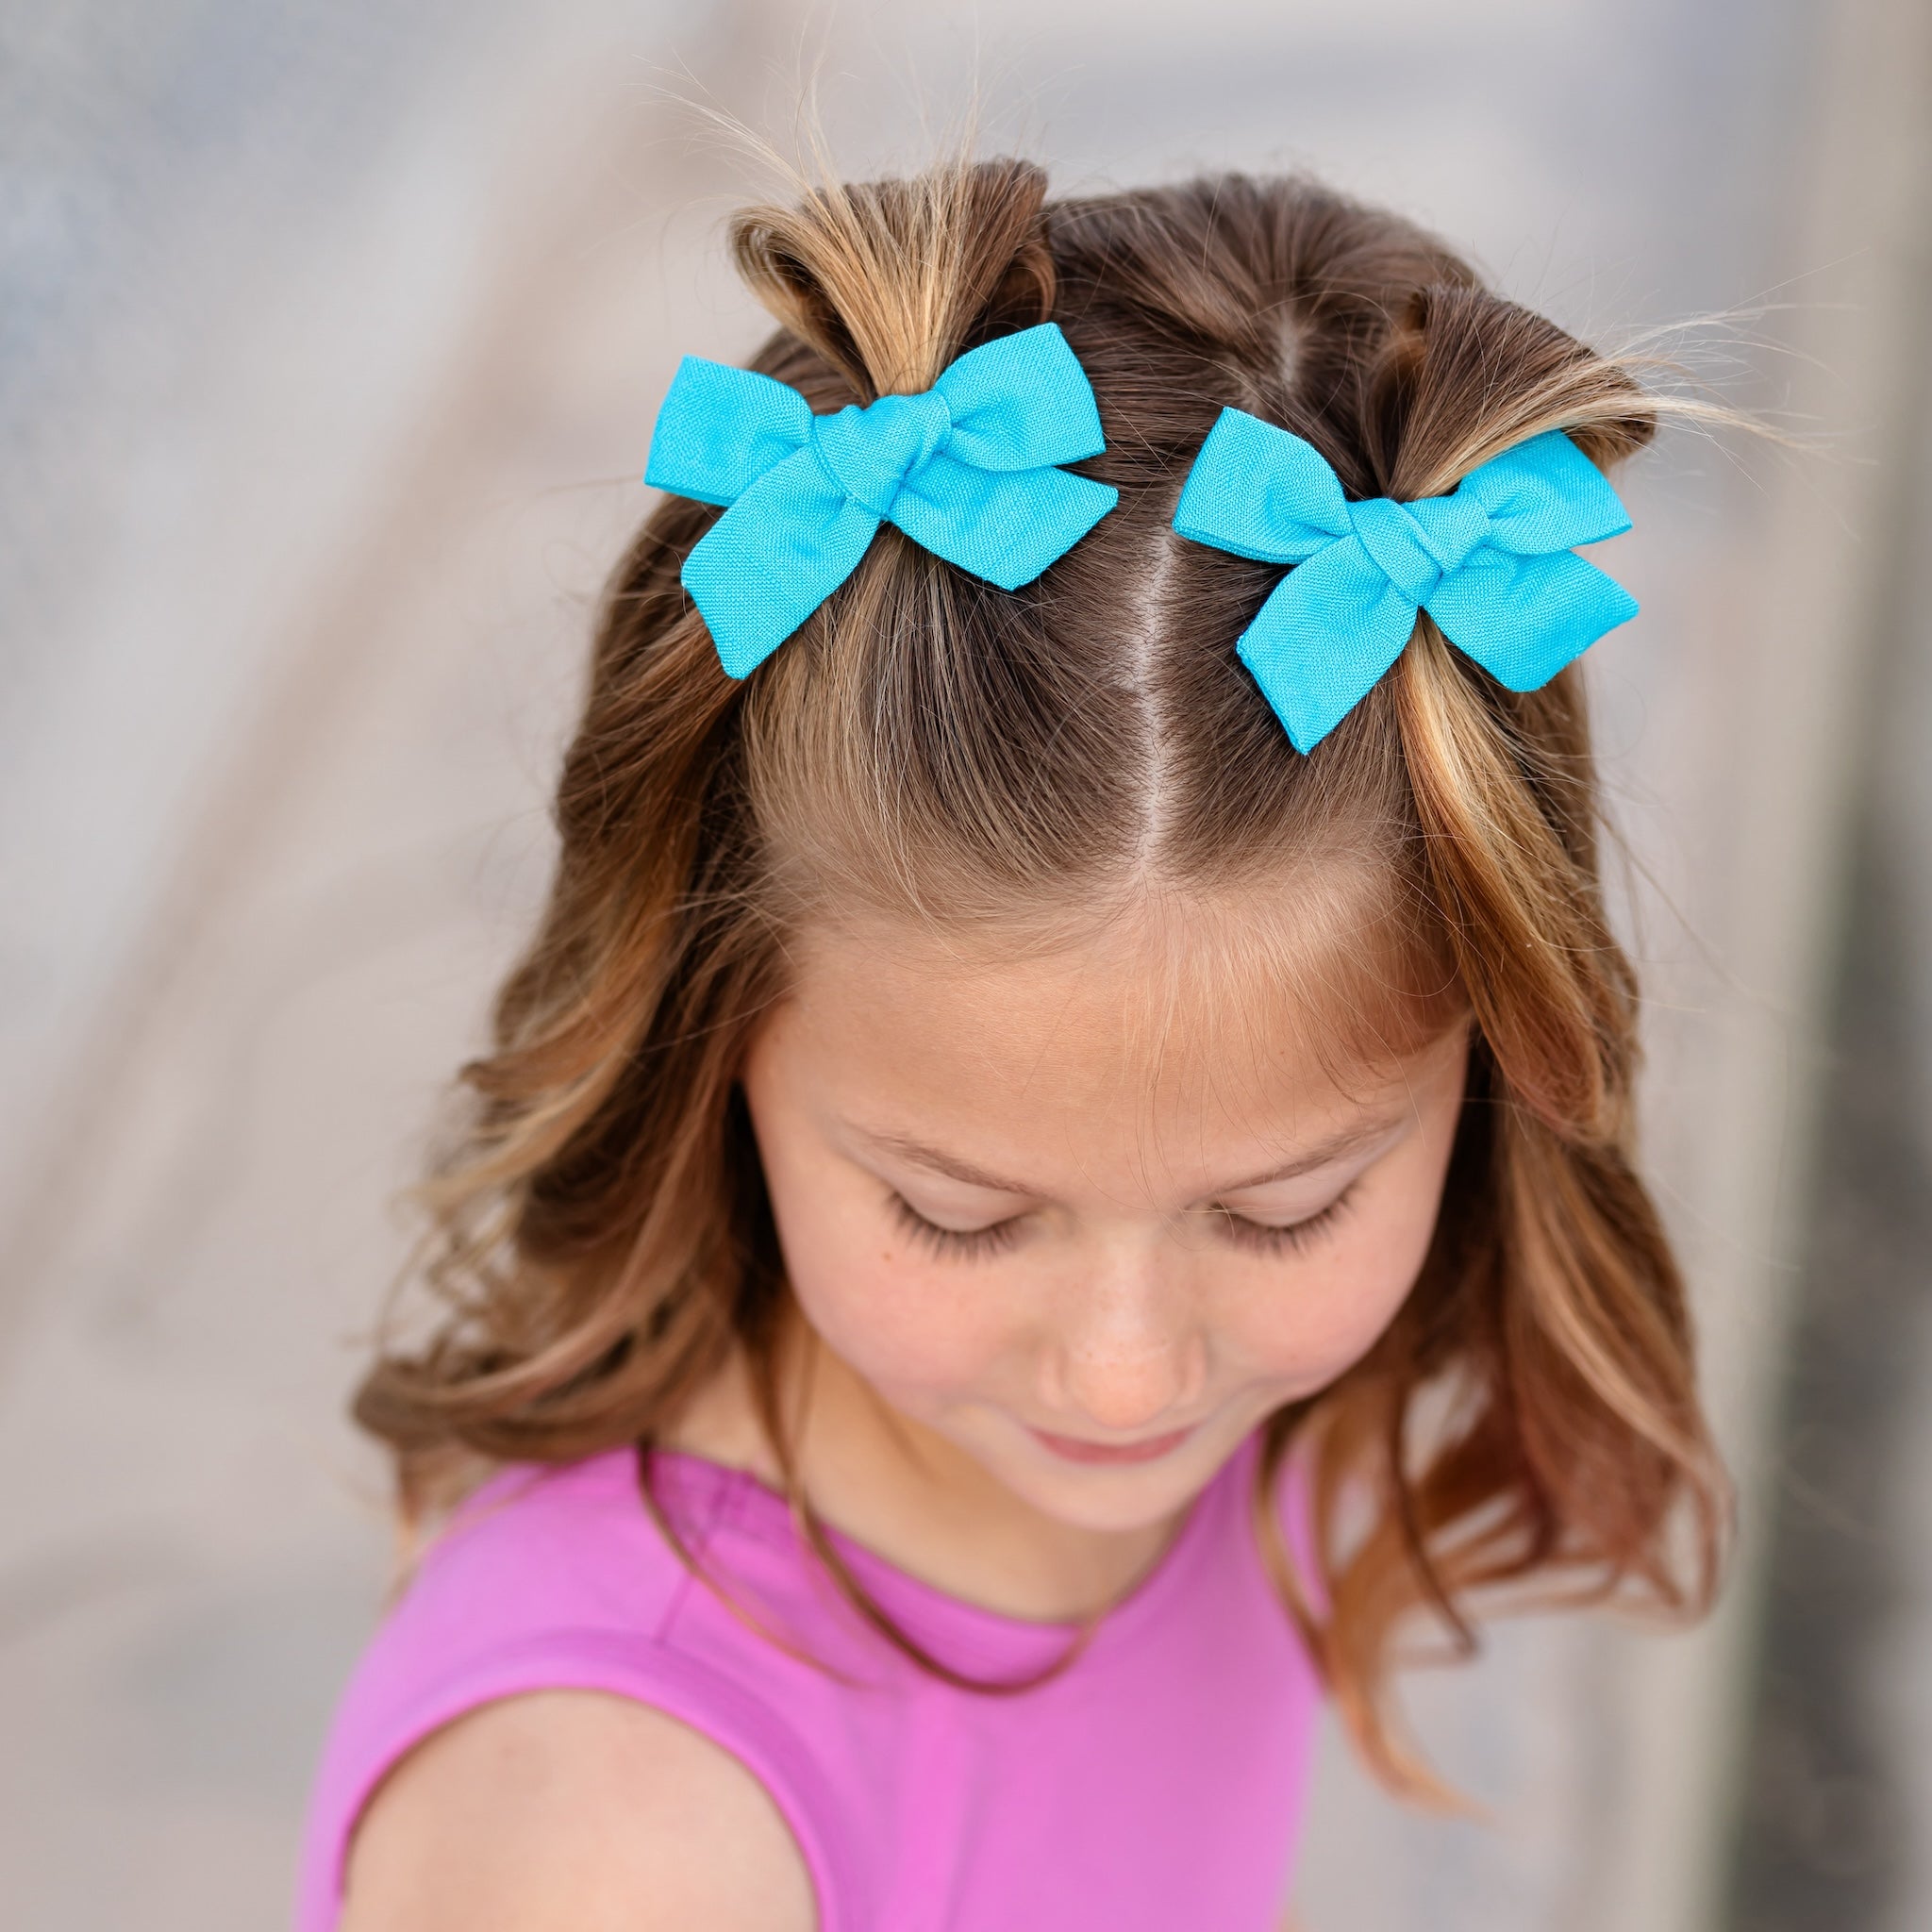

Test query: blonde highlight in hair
[357,155,1728,1796]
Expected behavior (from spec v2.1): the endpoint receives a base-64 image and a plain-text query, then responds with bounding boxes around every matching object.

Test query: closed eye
[1214,1182,1358,1257]
[889,1192,1023,1260]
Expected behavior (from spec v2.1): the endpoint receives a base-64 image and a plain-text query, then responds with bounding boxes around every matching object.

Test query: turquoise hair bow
[644,322,1118,678]
[1171,408,1639,752]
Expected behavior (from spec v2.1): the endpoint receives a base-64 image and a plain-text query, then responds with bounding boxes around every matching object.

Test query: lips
[1029,1424,1194,1465]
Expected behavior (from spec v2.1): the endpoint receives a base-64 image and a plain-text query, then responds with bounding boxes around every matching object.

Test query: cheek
[769,1176,1017,1395]
[1237,1163,1449,1387]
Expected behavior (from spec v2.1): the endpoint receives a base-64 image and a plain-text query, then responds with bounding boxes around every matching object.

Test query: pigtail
[1381,289,1715,1467]
[1252,293,1727,1795]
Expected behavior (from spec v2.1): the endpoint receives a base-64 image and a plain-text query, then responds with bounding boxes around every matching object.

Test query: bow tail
[1425,549,1639,693]
[1236,539,1421,753]
[891,456,1119,591]
[681,449,883,677]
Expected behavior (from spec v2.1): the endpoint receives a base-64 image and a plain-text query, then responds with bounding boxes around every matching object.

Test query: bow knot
[1350,491,1493,599]
[1172,408,1638,752]
[810,391,955,517]
[644,324,1119,679]
[1349,498,1444,602]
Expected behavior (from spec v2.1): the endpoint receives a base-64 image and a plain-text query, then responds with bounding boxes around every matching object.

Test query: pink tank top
[295,1431,1321,1931]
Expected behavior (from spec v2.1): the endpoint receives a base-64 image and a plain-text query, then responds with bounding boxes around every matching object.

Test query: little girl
[298,157,1727,1931]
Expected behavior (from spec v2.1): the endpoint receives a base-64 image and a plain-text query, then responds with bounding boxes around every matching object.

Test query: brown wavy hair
[356,156,1729,1795]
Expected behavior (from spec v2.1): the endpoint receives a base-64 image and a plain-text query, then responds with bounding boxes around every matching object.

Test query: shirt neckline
[641,1430,1258,1672]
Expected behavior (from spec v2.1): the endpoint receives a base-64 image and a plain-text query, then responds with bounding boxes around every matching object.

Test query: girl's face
[740,914,1468,1537]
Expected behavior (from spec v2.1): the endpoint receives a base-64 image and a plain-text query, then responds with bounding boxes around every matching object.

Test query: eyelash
[889,1194,1023,1260]
[1215,1182,1358,1257]
[887,1183,1359,1263]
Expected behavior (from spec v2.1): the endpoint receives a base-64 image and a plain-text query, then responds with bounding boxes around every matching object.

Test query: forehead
[770,897,1461,1182]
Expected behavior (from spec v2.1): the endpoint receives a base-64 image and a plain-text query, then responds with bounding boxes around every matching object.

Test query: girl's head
[360,158,1725,1789]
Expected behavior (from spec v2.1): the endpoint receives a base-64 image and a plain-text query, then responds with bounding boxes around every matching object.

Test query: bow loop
[1172,408,1638,751]
[1459,431,1633,554]
[644,360,813,508]
[644,323,1117,677]
[931,323,1109,472]
[1172,407,1348,563]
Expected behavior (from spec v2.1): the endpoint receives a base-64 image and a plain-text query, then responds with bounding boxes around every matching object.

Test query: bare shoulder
[338,1690,818,1932]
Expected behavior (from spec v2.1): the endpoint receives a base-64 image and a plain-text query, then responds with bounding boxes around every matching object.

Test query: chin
[992,1436,1233,1535]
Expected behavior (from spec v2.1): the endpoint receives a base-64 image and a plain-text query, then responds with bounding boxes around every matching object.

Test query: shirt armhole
[293,1630,855,1932]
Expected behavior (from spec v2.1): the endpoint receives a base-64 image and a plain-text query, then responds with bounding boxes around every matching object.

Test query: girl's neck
[658,1316,1186,1624]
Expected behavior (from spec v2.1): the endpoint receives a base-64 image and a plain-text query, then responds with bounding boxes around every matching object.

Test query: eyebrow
[849,1114,1404,1202]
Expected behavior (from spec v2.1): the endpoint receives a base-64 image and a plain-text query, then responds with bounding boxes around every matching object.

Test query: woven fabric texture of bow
[644,322,1118,678]
[1171,408,1639,753]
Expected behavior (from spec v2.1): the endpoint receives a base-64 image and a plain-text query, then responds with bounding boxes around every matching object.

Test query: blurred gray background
[2,2,1928,1926]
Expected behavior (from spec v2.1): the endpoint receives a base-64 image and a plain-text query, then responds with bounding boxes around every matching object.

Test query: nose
[1042,1250,1207,1435]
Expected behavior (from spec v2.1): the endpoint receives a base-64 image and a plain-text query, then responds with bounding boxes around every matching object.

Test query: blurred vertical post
[1717,0,1932,1924]
[1569,0,1932,1924]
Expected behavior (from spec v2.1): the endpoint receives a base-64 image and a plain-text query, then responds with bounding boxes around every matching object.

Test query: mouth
[1028,1424,1196,1466]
